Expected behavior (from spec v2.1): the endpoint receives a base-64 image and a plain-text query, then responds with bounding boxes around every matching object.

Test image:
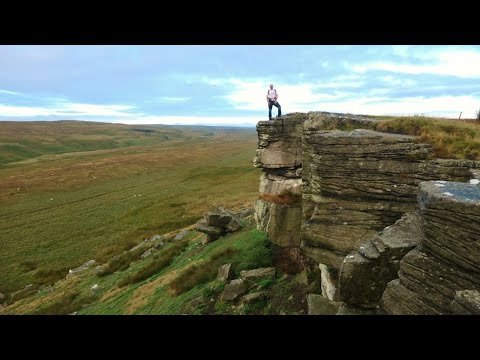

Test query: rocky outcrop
[254,199,302,247]
[337,211,422,308]
[380,181,480,314]
[301,127,475,270]
[196,208,242,243]
[253,115,305,249]
[254,112,480,313]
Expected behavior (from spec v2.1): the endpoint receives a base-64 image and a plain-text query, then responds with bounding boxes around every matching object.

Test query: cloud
[200,77,364,113]
[0,102,141,118]
[117,115,259,126]
[317,94,480,119]
[351,48,480,78]
[158,97,190,103]
[0,89,22,96]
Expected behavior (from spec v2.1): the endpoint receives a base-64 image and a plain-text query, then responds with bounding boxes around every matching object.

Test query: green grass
[33,291,97,315]
[368,116,480,160]
[117,239,190,287]
[0,121,259,294]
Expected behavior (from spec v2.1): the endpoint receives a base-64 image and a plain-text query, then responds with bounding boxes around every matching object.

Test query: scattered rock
[91,284,100,294]
[236,208,254,219]
[217,263,232,282]
[320,264,338,301]
[241,292,267,304]
[220,279,248,301]
[141,248,154,259]
[150,234,163,242]
[196,208,243,243]
[294,270,309,285]
[174,230,189,241]
[154,242,165,249]
[306,294,341,315]
[68,259,96,276]
[240,267,276,280]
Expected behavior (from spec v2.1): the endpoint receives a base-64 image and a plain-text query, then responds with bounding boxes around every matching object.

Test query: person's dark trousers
[268,100,281,120]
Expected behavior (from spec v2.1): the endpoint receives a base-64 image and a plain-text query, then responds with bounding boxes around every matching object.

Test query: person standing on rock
[266,84,281,120]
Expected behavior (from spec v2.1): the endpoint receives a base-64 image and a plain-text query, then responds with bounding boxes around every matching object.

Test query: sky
[1,45,480,127]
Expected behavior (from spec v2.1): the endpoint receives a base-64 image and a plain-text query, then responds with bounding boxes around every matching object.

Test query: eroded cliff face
[254,114,305,248]
[253,112,480,313]
[380,181,480,314]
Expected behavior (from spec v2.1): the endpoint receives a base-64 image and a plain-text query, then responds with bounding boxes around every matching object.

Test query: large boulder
[196,208,243,244]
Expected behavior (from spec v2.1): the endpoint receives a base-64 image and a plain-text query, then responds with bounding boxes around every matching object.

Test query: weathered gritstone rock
[220,279,248,301]
[254,115,306,169]
[259,173,302,196]
[196,208,243,243]
[174,230,189,241]
[319,264,338,301]
[301,128,477,271]
[380,181,480,315]
[241,292,268,304]
[254,199,302,247]
[418,181,480,273]
[217,263,232,282]
[337,211,422,308]
[240,267,276,280]
[306,293,341,315]
[68,259,96,276]
[450,290,480,315]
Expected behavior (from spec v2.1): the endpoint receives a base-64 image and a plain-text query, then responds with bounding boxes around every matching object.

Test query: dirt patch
[272,246,310,274]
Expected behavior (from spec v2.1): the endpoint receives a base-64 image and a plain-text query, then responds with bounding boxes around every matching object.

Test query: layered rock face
[301,126,475,270]
[253,112,480,312]
[254,114,306,248]
[380,181,480,314]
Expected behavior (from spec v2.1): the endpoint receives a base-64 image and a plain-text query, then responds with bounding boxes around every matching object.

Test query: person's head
[269,84,273,90]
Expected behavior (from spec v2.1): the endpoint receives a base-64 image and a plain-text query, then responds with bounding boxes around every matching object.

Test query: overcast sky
[1,45,480,126]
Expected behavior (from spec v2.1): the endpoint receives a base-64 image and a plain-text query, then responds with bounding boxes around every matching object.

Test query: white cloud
[0,89,22,96]
[316,95,480,119]
[0,102,141,118]
[391,45,411,57]
[158,96,190,103]
[118,115,260,126]
[351,48,480,78]
[201,77,363,113]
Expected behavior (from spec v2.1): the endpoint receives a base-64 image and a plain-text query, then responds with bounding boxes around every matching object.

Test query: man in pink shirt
[266,84,282,120]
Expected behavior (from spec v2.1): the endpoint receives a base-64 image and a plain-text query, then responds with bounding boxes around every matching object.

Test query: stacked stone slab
[380,181,480,314]
[196,208,242,243]
[254,114,306,248]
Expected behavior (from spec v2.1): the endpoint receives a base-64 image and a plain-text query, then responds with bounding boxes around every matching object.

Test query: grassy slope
[0,121,260,293]
[1,223,326,315]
